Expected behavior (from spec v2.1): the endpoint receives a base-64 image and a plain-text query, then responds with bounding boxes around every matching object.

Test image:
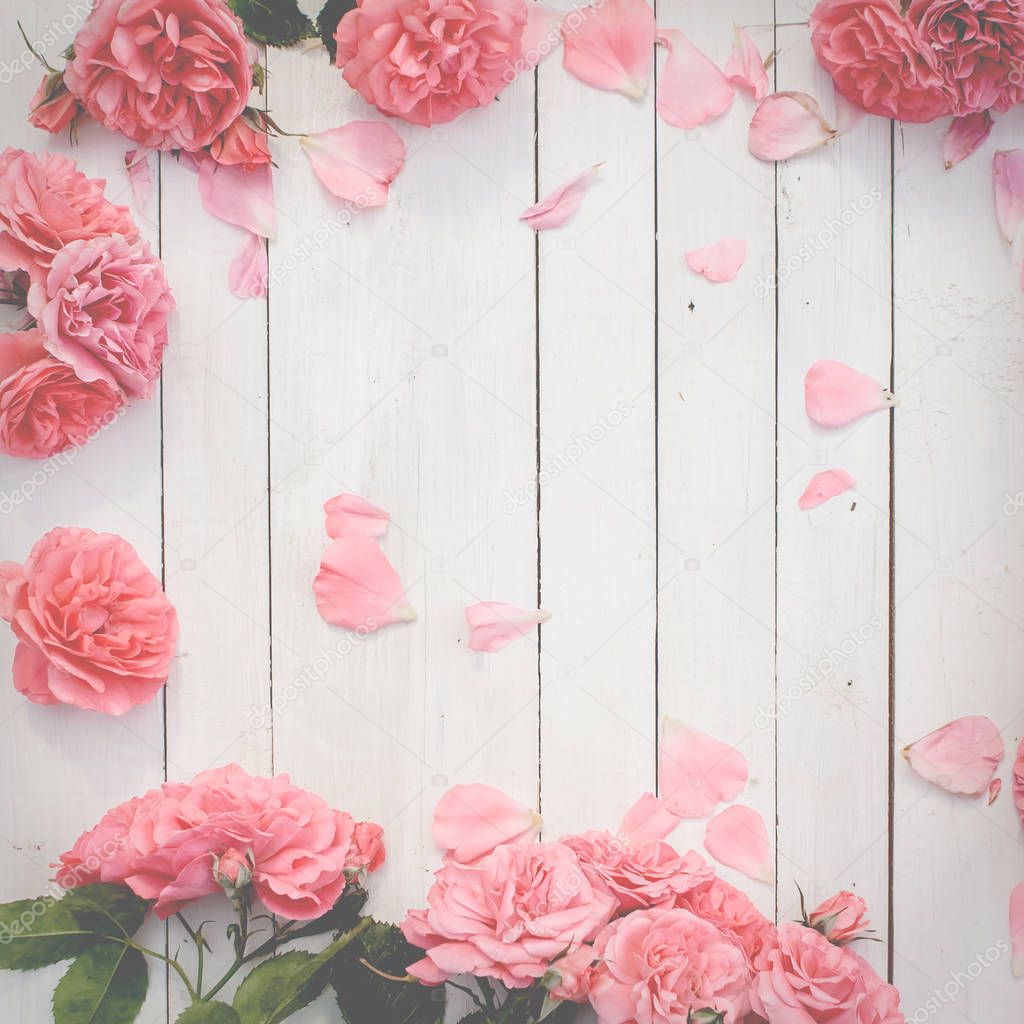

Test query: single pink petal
[522,3,562,69]
[300,122,406,207]
[659,718,749,818]
[433,783,542,862]
[561,0,655,99]
[313,537,416,631]
[902,715,1004,797]
[749,91,837,162]
[944,112,993,171]
[521,165,600,231]
[704,805,773,884]
[228,232,267,299]
[655,29,734,129]
[1013,737,1024,826]
[988,777,1002,805]
[684,238,747,283]
[723,25,768,101]
[994,150,1024,244]
[324,493,390,539]
[1011,883,1024,977]
[124,148,153,214]
[804,360,897,428]
[798,469,855,510]
[191,152,277,239]
[465,602,551,653]
[619,791,683,842]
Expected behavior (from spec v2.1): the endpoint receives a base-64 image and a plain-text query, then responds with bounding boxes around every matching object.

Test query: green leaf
[175,1004,242,1024]
[52,942,147,1024]
[316,0,357,61]
[228,0,316,46]
[62,885,148,941]
[233,951,329,1024]
[0,897,95,970]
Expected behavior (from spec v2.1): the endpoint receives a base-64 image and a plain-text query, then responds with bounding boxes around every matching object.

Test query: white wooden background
[2,1,1023,1021]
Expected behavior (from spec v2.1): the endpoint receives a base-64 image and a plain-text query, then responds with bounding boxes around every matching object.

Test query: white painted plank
[892,105,1024,1021]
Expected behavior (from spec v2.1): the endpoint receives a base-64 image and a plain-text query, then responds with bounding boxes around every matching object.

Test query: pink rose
[210,119,272,168]
[809,891,872,945]
[0,149,136,280]
[28,73,81,134]
[0,355,124,459]
[0,527,177,715]
[810,0,954,122]
[850,952,905,1023]
[401,841,617,988]
[545,944,597,1003]
[345,820,386,874]
[335,0,528,126]
[676,876,777,966]
[27,233,174,400]
[561,830,714,912]
[588,907,753,1024]
[64,0,252,152]
[909,0,1024,114]
[213,847,254,890]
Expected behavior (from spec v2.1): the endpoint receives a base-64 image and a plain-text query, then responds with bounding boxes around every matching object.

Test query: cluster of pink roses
[0,149,173,459]
[401,783,905,1023]
[57,762,384,921]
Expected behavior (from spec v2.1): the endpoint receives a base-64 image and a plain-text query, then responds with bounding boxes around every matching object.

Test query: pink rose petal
[1012,883,1024,977]
[465,602,551,653]
[313,537,416,632]
[1013,737,1024,826]
[619,791,683,843]
[994,150,1024,244]
[724,25,768,101]
[660,718,749,818]
[944,112,993,170]
[704,805,773,884]
[804,360,896,428]
[324,493,390,539]
[124,149,154,214]
[228,232,267,299]
[798,469,855,510]
[749,91,838,162]
[655,29,734,129]
[433,783,542,862]
[684,238,747,283]
[902,715,1004,797]
[0,328,47,381]
[988,777,1002,805]
[300,122,406,207]
[561,0,655,99]
[522,3,562,69]
[521,165,600,231]
[189,152,277,239]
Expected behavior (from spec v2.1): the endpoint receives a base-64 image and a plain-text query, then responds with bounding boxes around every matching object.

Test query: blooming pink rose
[850,952,905,1023]
[546,944,597,1003]
[401,841,617,988]
[589,907,753,1023]
[810,0,954,122]
[0,356,124,459]
[64,0,252,151]
[0,528,177,715]
[335,0,528,126]
[0,149,136,280]
[561,830,714,912]
[28,73,81,134]
[676,876,776,966]
[27,234,173,400]
[810,891,872,945]
[345,820,386,874]
[909,0,1024,114]
[209,119,272,168]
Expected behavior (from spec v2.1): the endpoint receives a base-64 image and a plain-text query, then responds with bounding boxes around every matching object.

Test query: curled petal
[988,778,1002,805]
[724,25,768,101]
[300,122,406,207]
[433,783,542,862]
[944,112,992,171]
[704,805,773,884]
[561,0,656,99]
[1013,737,1024,826]
[798,469,855,510]
[313,537,416,631]
[804,360,896,428]
[1012,883,1024,977]
[521,165,600,231]
[749,91,837,162]
[660,718,748,818]
[656,29,734,129]
[902,715,1004,797]
[324,493,390,539]
[189,152,277,239]
[124,149,154,215]
[619,791,682,842]
[465,602,550,652]
[685,238,746,283]
[994,150,1024,245]
[228,232,267,299]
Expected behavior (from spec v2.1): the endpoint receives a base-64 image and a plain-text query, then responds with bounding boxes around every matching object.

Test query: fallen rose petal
[660,718,748,818]
[724,25,768,101]
[1013,737,1024,826]
[704,805,773,883]
[124,149,154,215]
[994,150,1024,244]
[619,791,683,842]
[313,537,416,631]
[521,165,600,230]
[749,91,838,162]
[228,232,267,299]
[433,783,542,862]
[684,238,747,283]
[561,0,655,98]
[804,360,897,428]
[656,29,734,129]
[301,122,406,207]
[902,715,1004,797]
[324,493,390,539]
[989,778,1002,805]
[522,3,562,69]
[1012,883,1024,977]
[798,469,855,510]
[465,602,550,652]
[192,152,277,239]
[944,112,993,170]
